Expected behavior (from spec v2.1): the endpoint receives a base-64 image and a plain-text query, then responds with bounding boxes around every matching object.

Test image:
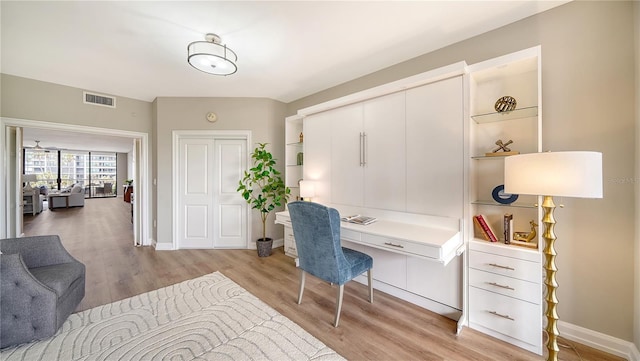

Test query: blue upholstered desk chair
[287,201,373,327]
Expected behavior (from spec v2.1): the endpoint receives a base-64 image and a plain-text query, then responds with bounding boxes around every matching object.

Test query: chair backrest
[287,201,350,284]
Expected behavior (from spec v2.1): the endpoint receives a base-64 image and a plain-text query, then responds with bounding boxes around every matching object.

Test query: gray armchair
[0,235,85,348]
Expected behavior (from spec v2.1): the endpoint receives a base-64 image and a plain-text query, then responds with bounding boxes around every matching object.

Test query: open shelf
[471,106,538,124]
[472,200,537,209]
[471,154,520,160]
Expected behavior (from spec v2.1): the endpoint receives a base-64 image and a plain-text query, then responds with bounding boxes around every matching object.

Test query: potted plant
[237,143,290,257]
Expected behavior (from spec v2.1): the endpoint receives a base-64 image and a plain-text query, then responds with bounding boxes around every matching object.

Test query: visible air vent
[83,91,116,108]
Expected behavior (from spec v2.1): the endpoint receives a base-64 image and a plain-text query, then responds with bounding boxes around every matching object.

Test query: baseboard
[153,240,174,251]
[153,239,282,251]
[558,321,640,361]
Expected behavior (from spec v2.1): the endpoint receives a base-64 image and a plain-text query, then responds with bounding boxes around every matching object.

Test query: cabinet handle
[384,242,404,249]
[487,282,515,290]
[488,310,515,321]
[363,132,367,166]
[359,132,364,166]
[488,263,515,271]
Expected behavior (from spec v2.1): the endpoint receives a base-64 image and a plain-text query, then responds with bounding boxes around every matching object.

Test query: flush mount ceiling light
[187,33,237,76]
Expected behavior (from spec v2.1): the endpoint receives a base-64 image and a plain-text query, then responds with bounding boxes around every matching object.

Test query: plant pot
[256,238,273,257]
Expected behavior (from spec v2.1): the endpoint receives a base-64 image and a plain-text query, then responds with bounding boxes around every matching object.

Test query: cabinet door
[406,76,464,218]
[363,92,406,211]
[330,103,364,206]
[303,112,332,202]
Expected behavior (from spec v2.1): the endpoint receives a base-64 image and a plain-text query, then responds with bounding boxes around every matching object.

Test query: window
[24,149,118,198]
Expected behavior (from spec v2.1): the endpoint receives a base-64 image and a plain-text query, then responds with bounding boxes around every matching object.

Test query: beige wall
[154,97,287,247]
[288,1,637,343]
[1,74,152,133]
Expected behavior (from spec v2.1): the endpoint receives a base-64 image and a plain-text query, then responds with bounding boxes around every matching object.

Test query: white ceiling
[3,1,569,152]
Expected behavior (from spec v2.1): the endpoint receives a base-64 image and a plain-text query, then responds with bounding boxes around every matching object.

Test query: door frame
[172,130,251,251]
[0,117,150,245]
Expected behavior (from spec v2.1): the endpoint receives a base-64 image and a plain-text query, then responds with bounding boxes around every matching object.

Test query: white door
[330,103,364,206]
[363,91,406,211]
[406,76,464,218]
[176,133,248,249]
[16,127,23,236]
[213,138,247,248]
[177,137,214,248]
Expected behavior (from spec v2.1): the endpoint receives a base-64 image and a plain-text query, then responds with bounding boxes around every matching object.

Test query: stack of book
[341,214,377,225]
[474,214,537,249]
[473,215,499,242]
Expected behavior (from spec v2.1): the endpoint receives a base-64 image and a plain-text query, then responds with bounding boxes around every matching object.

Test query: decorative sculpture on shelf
[513,220,538,242]
[485,139,520,157]
[493,139,513,153]
[494,95,517,112]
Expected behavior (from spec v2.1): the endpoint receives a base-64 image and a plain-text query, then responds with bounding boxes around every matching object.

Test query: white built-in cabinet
[283,48,544,355]
[466,46,543,355]
[406,77,464,218]
[297,67,466,319]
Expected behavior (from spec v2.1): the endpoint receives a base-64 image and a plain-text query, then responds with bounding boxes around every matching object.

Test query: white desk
[275,208,462,265]
[275,206,465,328]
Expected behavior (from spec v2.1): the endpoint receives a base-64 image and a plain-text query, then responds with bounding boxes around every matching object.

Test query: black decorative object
[492,184,519,204]
[494,95,517,112]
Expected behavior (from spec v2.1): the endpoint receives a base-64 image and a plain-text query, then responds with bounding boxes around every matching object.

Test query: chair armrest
[0,253,57,348]
[0,235,80,268]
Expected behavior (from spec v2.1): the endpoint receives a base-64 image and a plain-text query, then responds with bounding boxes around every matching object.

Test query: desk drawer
[469,287,541,347]
[469,250,540,283]
[341,228,361,242]
[362,234,438,259]
[275,213,292,226]
[469,269,540,304]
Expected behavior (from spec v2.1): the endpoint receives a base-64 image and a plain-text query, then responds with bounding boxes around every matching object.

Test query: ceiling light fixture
[187,33,237,76]
[34,140,43,150]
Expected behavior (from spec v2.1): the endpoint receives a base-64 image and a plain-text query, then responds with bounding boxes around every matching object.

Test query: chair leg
[368,269,374,303]
[297,269,306,304]
[334,284,344,327]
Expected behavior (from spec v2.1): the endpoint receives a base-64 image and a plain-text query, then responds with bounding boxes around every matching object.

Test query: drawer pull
[488,310,515,321]
[488,263,515,271]
[384,242,404,249]
[487,282,515,291]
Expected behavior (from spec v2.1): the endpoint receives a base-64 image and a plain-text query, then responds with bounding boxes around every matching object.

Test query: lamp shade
[187,33,237,76]
[299,180,316,199]
[504,151,602,198]
[22,174,37,183]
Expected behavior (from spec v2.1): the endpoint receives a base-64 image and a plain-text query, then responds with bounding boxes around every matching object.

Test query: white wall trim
[153,239,173,251]
[0,117,151,246]
[171,130,252,251]
[558,321,640,361]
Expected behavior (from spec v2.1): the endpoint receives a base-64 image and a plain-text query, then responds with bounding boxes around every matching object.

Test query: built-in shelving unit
[471,106,538,124]
[284,115,304,199]
[466,46,543,355]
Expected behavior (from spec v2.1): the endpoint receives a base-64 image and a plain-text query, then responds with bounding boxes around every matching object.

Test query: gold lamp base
[542,195,559,361]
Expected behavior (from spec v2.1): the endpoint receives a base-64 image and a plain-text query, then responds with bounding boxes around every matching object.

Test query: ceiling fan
[28,140,62,152]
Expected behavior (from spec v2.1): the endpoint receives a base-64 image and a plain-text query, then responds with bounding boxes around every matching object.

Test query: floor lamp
[504,151,602,361]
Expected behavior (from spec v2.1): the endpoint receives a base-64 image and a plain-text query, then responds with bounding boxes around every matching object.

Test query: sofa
[48,184,85,209]
[0,235,86,348]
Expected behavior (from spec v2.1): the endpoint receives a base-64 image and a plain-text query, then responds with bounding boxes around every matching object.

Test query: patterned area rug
[1,272,345,361]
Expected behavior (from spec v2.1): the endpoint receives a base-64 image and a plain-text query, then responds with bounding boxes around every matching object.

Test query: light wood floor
[22,198,623,361]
